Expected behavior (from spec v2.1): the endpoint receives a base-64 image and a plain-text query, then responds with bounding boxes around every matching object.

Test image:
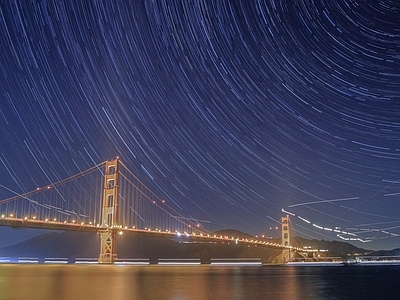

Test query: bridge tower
[98,159,119,264]
[281,215,290,246]
[281,215,291,262]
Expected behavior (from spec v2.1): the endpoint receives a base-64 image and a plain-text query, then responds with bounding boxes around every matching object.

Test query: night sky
[0,1,399,250]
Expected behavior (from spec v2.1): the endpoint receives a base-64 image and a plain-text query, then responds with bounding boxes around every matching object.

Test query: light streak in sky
[288,197,360,207]
[0,0,399,249]
[284,207,399,243]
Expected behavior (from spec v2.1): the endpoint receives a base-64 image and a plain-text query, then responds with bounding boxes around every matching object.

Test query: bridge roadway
[0,216,295,251]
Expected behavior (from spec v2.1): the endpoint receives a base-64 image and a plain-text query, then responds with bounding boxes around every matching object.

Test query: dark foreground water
[0,264,399,300]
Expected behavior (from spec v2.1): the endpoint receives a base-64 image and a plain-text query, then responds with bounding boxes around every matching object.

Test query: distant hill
[0,229,396,262]
[213,230,370,256]
[367,248,400,257]
[0,231,99,260]
[290,236,367,256]
[213,229,253,239]
[0,230,282,263]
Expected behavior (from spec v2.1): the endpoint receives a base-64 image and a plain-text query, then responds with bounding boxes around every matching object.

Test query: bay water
[0,264,398,300]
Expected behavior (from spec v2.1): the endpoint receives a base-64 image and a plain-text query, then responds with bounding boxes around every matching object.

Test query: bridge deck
[0,216,292,250]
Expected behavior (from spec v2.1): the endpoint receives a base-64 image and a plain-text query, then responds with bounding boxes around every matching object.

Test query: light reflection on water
[0,264,398,300]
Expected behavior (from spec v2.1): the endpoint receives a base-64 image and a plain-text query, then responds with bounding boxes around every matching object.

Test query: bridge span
[0,159,296,263]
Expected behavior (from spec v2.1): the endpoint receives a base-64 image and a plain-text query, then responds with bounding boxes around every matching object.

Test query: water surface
[0,264,398,300]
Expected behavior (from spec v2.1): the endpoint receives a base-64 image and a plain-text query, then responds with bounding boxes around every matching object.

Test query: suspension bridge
[0,159,296,263]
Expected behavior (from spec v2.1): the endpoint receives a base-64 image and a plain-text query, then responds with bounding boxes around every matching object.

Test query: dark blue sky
[0,1,399,250]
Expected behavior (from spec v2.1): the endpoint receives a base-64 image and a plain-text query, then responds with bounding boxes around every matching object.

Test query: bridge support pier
[99,229,118,264]
[98,159,119,264]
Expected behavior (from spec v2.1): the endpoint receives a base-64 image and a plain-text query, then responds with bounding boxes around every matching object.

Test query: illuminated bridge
[0,159,296,263]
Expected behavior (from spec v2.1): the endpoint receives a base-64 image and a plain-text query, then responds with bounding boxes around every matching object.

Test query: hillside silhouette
[1,229,397,263]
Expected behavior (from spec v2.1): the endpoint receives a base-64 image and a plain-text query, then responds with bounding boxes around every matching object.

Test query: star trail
[0,1,399,250]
